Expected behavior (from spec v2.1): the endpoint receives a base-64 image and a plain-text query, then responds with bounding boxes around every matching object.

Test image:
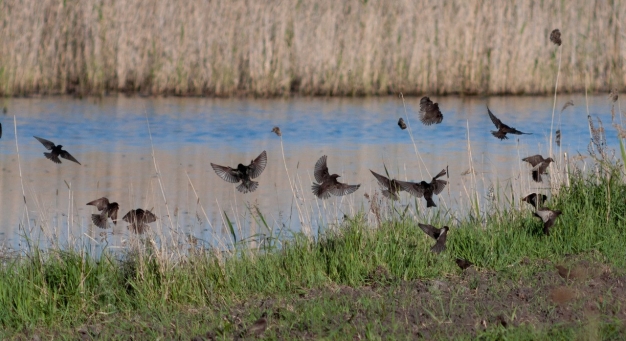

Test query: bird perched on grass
[370,170,404,200]
[418,223,448,253]
[487,107,531,140]
[240,312,268,338]
[419,97,443,125]
[271,126,282,136]
[397,117,407,130]
[396,169,447,207]
[123,209,157,234]
[534,208,562,235]
[33,136,81,165]
[522,193,548,208]
[86,197,119,229]
[211,151,267,193]
[311,155,360,199]
[550,29,562,46]
[522,155,554,182]
[456,258,473,270]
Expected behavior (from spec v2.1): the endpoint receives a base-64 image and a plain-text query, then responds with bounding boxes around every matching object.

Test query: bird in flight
[397,117,407,130]
[534,207,562,235]
[418,223,449,253]
[487,107,531,140]
[86,197,119,229]
[370,170,404,200]
[123,209,157,234]
[311,155,360,199]
[522,155,554,182]
[33,136,81,165]
[396,169,447,207]
[211,151,267,193]
[419,97,443,125]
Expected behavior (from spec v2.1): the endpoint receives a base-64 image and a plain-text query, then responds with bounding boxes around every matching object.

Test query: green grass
[1,163,626,339]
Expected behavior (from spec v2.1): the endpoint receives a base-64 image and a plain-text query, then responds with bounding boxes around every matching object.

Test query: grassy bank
[1,159,626,339]
[0,0,624,97]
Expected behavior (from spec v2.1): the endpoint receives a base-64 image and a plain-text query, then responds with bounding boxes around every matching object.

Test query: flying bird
[487,107,531,140]
[522,155,554,182]
[522,193,548,208]
[370,170,404,200]
[311,155,360,199]
[397,117,407,130]
[395,169,447,207]
[419,97,443,125]
[456,258,473,270]
[86,197,119,229]
[534,208,562,235]
[271,126,282,136]
[211,151,267,193]
[33,136,81,165]
[123,209,157,234]
[418,223,448,253]
[550,29,562,46]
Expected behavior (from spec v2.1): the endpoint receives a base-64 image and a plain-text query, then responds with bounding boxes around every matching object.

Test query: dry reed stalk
[548,38,563,184]
[185,172,227,251]
[1,0,622,97]
[399,93,428,181]
[12,116,32,246]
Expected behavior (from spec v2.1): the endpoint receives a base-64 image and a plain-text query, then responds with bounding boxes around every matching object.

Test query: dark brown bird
[456,258,473,270]
[123,209,157,234]
[534,208,562,235]
[550,29,562,46]
[522,193,548,208]
[419,97,443,125]
[522,155,554,182]
[370,170,404,200]
[33,136,81,165]
[396,169,447,207]
[487,107,531,140]
[271,126,282,136]
[242,312,267,338]
[397,117,407,130]
[311,155,360,199]
[555,130,561,147]
[418,223,448,253]
[211,151,267,193]
[86,197,119,229]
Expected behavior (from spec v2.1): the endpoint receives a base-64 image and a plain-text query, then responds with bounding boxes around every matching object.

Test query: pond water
[0,95,620,253]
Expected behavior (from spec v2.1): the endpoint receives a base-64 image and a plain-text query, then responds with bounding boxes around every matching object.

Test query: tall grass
[0,0,623,97]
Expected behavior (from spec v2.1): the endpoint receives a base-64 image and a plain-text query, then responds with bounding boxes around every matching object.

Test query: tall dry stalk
[13,116,32,245]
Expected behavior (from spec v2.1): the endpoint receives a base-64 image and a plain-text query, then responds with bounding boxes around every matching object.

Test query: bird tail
[91,213,109,229]
[44,152,61,164]
[311,182,331,199]
[426,197,437,208]
[237,180,259,193]
[491,131,508,140]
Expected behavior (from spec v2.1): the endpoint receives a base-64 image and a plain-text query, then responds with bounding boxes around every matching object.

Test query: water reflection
[0,95,619,252]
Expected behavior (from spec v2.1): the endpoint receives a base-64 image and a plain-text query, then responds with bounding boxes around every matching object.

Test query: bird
[243,312,268,338]
[0,122,2,139]
[311,155,360,199]
[487,107,531,140]
[123,209,157,234]
[395,169,447,207]
[397,117,407,130]
[456,258,473,270]
[33,136,81,165]
[522,155,554,182]
[369,170,404,200]
[534,208,562,235]
[418,223,448,253]
[86,197,119,229]
[211,151,267,193]
[271,126,282,136]
[418,97,443,125]
[522,193,547,208]
[550,29,562,46]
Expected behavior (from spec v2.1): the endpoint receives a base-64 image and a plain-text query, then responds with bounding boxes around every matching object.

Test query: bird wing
[506,127,531,135]
[314,155,330,183]
[419,98,443,125]
[431,228,448,253]
[86,197,110,211]
[211,163,241,183]
[418,223,440,240]
[249,150,267,179]
[329,182,360,197]
[432,179,448,195]
[60,150,81,165]
[109,205,119,223]
[432,169,447,180]
[370,170,393,190]
[487,107,503,129]
[122,210,135,223]
[142,210,157,223]
[395,180,425,197]
[522,155,544,167]
[34,136,56,150]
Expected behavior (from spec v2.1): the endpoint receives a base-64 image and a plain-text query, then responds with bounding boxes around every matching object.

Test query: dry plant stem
[13,116,32,240]
[145,114,175,233]
[278,137,305,229]
[548,45,562,177]
[399,93,429,180]
[215,198,236,249]
[185,173,226,250]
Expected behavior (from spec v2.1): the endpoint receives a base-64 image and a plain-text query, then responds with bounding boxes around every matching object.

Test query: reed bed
[0,0,624,97]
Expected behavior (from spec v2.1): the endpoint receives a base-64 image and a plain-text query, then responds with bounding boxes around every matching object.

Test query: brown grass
[550,286,577,305]
[0,0,624,97]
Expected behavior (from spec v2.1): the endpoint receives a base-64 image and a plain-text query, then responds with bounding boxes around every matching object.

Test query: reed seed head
[550,29,562,46]
[608,88,618,103]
